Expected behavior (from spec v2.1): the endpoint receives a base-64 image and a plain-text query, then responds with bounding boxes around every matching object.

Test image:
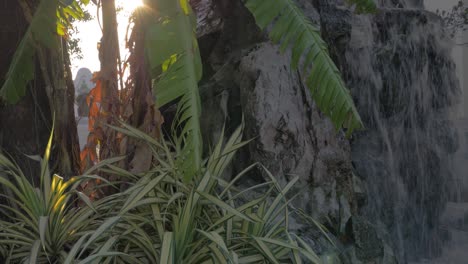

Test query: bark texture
[0,0,80,183]
[98,0,121,161]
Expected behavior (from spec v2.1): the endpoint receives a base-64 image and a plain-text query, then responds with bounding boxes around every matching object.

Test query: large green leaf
[0,0,88,104]
[243,0,365,135]
[145,0,203,181]
[0,0,57,104]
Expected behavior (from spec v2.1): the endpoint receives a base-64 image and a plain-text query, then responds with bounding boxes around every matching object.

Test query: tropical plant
[0,122,326,263]
[0,128,117,262]
[0,1,381,261]
[144,0,203,182]
[142,0,376,184]
[243,0,371,135]
[1,0,376,182]
[102,122,324,263]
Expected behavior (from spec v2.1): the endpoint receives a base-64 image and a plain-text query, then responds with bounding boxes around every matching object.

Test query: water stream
[342,2,463,262]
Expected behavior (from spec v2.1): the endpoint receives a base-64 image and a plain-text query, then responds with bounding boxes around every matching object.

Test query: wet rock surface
[321,4,460,263]
[351,217,385,261]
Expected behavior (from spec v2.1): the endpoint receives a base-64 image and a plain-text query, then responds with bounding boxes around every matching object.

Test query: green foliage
[57,0,90,35]
[144,0,370,186]
[0,0,89,104]
[0,127,115,263]
[145,0,203,182]
[243,0,364,135]
[63,1,93,60]
[91,122,322,263]
[0,122,323,263]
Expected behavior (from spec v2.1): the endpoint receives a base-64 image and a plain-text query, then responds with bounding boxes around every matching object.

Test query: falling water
[342,3,461,262]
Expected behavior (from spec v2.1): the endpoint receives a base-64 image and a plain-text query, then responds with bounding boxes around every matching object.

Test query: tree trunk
[47,41,81,177]
[0,0,80,183]
[98,0,120,160]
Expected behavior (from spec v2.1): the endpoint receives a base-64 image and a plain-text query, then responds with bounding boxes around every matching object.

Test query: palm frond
[145,0,203,181]
[243,0,364,135]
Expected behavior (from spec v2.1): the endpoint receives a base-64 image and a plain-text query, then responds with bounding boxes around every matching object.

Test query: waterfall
[342,6,461,262]
[377,0,424,8]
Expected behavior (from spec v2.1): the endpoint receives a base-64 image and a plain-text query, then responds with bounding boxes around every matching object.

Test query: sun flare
[118,0,144,13]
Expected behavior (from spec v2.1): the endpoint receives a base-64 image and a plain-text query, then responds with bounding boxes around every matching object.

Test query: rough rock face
[238,43,356,225]
[194,0,358,249]
[190,0,223,37]
[193,0,373,259]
